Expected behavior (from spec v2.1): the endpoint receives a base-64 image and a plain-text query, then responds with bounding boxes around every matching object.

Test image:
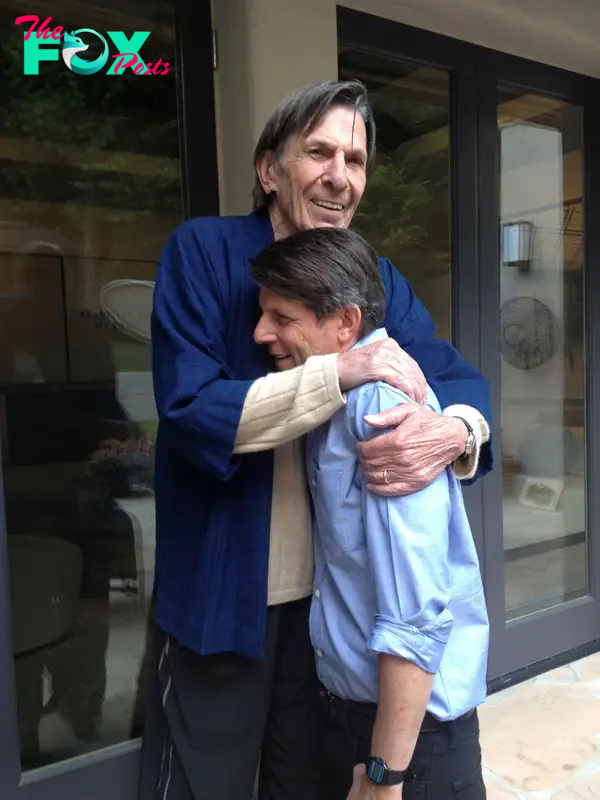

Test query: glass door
[337,6,600,684]
[338,50,453,341]
[482,80,600,679]
[498,91,586,620]
[0,1,217,798]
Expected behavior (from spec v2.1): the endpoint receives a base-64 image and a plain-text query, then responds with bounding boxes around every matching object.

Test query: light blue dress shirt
[307,328,489,721]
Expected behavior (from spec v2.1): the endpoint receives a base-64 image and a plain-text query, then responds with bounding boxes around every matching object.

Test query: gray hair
[252,80,376,209]
[249,227,385,338]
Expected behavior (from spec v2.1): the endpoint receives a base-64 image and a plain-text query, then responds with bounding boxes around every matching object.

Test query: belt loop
[449,720,458,750]
[319,687,331,722]
[344,703,352,740]
[329,693,352,740]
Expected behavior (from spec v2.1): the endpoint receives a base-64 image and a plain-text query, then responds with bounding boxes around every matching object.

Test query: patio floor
[480,652,600,799]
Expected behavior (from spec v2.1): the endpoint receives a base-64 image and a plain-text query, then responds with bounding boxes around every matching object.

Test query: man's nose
[323,154,349,192]
[254,316,275,344]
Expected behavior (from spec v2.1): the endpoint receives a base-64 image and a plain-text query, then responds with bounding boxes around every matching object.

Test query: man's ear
[338,306,362,344]
[255,150,278,197]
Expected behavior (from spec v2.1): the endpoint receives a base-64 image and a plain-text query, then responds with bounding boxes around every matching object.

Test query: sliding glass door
[338,6,600,682]
[0,2,218,799]
[497,91,586,622]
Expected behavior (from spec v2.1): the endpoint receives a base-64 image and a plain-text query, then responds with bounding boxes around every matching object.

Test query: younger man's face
[253,288,356,370]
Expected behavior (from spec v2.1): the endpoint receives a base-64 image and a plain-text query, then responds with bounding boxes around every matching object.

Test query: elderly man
[139,80,491,800]
[251,226,489,800]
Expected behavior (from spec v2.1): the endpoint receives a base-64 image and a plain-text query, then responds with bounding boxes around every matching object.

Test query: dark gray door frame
[0,0,219,797]
[337,5,600,682]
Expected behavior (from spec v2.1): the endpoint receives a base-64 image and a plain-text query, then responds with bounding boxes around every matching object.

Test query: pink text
[15,15,64,41]
[112,54,172,75]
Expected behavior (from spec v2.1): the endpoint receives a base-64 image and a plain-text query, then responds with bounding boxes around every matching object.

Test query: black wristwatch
[365,756,413,787]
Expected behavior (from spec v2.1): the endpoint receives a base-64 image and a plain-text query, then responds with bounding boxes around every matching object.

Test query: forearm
[393,322,493,481]
[371,655,434,772]
[443,404,491,481]
[433,369,492,482]
[234,354,344,453]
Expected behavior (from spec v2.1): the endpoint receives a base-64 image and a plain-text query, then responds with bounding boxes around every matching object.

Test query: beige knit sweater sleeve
[233,354,345,454]
[233,354,488,479]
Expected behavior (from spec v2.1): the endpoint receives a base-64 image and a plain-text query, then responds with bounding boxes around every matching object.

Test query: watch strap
[456,416,476,458]
[366,756,413,786]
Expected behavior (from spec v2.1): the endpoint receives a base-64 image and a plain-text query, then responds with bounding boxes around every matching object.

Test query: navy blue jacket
[151,209,493,659]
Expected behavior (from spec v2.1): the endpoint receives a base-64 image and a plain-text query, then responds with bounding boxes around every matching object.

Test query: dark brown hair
[250,227,385,337]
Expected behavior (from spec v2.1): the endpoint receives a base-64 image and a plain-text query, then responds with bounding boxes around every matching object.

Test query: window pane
[339,50,451,339]
[498,89,587,619]
[0,1,180,768]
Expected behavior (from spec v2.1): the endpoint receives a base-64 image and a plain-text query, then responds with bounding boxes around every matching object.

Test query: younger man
[251,228,489,800]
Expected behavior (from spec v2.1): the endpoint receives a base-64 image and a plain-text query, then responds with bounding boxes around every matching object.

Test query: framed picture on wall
[64,257,155,383]
[518,476,564,512]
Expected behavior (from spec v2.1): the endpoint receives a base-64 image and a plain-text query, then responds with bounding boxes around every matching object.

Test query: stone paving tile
[483,769,523,798]
[572,655,600,683]
[553,769,600,799]
[534,664,580,684]
[480,652,600,799]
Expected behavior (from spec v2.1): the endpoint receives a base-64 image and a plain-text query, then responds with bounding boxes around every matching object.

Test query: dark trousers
[320,692,486,800]
[137,597,326,800]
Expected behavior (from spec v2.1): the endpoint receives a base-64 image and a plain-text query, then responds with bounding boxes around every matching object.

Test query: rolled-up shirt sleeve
[369,611,453,675]
[347,382,455,675]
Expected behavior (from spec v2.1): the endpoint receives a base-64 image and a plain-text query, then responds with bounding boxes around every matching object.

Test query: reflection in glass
[339,52,451,339]
[498,89,587,619]
[0,253,67,384]
[0,1,179,768]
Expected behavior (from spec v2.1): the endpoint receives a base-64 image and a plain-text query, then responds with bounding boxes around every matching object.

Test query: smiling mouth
[311,199,345,211]
[273,354,293,369]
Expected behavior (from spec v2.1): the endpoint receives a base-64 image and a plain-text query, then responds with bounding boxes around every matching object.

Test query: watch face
[367,760,386,785]
[465,432,476,455]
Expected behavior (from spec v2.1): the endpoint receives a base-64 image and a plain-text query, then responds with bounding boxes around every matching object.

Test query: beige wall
[212,0,600,215]
[212,0,337,215]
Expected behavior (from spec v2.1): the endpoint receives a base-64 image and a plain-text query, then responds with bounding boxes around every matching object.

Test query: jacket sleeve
[381,258,493,483]
[151,221,253,481]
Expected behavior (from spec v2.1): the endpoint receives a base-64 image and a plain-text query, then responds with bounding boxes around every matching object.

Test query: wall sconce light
[502,220,534,271]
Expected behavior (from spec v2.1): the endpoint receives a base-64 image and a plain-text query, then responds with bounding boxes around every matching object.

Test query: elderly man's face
[253,288,359,369]
[257,106,368,239]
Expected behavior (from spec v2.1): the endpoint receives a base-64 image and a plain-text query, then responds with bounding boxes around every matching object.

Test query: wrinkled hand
[346,764,403,800]
[359,404,468,496]
[337,339,427,406]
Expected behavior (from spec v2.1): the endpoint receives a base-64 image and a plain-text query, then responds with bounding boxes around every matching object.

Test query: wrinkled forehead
[258,288,315,319]
[282,105,368,154]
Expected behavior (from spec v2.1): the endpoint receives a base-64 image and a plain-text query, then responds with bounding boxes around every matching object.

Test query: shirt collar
[349,326,388,351]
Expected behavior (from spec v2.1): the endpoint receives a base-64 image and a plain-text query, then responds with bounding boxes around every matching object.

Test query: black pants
[320,692,486,800]
[137,597,326,800]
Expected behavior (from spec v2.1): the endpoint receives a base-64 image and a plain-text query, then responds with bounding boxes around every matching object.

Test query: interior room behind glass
[0,0,180,769]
